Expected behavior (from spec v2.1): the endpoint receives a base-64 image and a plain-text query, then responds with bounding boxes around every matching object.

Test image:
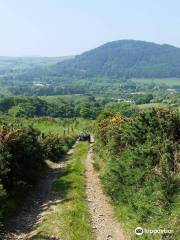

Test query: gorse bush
[41,134,76,162]
[0,123,76,233]
[0,126,44,192]
[95,108,180,239]
[0,125,44,233]
[0,181,6,237]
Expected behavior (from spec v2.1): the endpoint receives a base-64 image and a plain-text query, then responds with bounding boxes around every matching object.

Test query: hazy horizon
[0,0,180,57]
[1,39,180,58]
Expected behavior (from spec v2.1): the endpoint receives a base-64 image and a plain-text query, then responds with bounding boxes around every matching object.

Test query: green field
[137,102,180,111]
[32,117,93,136]
[131,78,180,86]
[0,117,93,139]
[137,102,167,109]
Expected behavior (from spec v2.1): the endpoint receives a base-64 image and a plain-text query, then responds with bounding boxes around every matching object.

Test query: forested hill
[54,40,180,79]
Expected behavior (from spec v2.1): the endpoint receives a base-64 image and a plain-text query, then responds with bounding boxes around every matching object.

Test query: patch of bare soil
[3,142,78,240]
[85,145,130,240]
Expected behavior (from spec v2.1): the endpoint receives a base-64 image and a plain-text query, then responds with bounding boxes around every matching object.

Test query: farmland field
[131,78,180,86]
[32,117,93,136]
[137,102,168,109]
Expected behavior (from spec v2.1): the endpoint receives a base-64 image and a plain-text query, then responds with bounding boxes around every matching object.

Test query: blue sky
[0,0,180,56]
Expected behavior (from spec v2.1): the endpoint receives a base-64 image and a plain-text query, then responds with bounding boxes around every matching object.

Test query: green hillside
[54,40,180,79]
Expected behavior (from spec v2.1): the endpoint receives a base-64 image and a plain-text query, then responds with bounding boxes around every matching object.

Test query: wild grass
[32,142,94,240]
[32,117,93,136]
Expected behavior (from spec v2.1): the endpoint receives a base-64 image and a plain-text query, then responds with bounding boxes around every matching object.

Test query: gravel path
[85,145,130,240]
[3,142,78,240]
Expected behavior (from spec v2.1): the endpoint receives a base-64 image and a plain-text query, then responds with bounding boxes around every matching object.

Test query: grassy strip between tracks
[32,142,94,240]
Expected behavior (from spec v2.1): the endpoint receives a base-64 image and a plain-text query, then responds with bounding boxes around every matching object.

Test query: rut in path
[85,145,130,240]
[3,142,78,240]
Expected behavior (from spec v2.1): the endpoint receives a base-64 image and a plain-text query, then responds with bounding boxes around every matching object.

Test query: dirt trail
[85,145,130,240]
[4,141,129,240]
[3,141,78,240]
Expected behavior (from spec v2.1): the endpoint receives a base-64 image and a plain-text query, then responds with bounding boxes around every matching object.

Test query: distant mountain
[54,40,180,79]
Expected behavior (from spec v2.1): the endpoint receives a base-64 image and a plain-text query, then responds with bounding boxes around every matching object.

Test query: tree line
[0,96,105,119]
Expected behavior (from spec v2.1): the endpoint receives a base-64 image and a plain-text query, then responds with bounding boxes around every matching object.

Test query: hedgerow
[41,134,76,162]
[95,108,180,239]
[0,123,76,234]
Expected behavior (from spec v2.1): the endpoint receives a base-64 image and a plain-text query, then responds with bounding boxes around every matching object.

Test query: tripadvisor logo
[135,227,143,235]
[135,227,174,236]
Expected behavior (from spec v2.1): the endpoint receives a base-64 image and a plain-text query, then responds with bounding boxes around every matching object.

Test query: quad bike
[78,132,91,142]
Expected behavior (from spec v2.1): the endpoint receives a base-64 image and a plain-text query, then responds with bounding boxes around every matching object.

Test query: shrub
[95,108,180,238]
[0,182,6,236]
[41,134,76,162]
[0,126,44,192]
[0,122,76,232]
[0,124,45,232]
